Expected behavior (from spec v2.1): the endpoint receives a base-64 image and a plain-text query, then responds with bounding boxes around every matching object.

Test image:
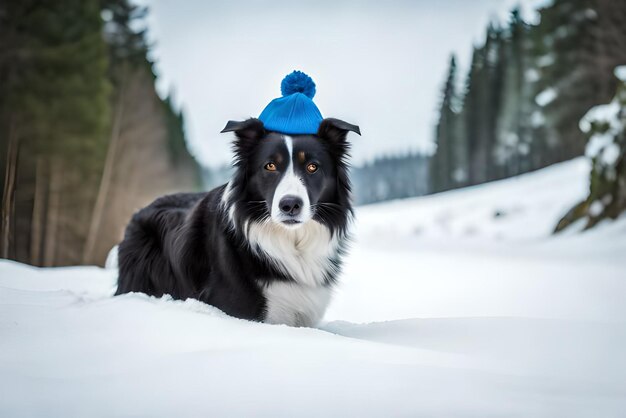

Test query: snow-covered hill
[2,158,626,417]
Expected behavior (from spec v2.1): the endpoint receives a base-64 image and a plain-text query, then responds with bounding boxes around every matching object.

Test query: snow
[580,73,624,168]
[585,130,615,158]
[580,99,621,134]
[614,65,626,82]
[589,200,604,217]
[531,109,545,127]
[601,142,621,166]
[2,158,626,417]
[535,87,558,106]
[536,53,555,68]
[525,68,540,83]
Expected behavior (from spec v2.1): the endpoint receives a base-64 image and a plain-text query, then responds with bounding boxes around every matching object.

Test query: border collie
[115,118,360,327]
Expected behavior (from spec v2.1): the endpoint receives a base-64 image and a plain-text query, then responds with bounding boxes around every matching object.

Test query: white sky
[137,0,548,167]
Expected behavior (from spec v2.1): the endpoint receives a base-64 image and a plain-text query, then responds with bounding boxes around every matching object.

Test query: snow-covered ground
[2,158,625,417]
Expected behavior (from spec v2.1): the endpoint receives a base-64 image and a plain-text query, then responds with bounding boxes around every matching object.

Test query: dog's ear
[317,118,361,143]
[221,118,266,140]
[222,118,266,165]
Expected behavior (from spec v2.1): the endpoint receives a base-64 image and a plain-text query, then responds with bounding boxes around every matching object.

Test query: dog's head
[221,118,360,232]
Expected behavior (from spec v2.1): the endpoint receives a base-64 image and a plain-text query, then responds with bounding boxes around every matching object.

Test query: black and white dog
[115,117,360,327]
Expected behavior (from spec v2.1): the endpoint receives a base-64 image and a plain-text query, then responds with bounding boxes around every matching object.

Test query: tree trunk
[82,67,127,265]
[1,117,18,259]
[43,158,62,267]
[30,157,47,266]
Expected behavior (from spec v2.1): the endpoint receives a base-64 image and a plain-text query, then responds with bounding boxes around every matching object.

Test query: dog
[115,117,360,327]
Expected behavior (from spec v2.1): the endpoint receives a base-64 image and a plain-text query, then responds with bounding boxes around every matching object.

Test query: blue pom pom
[280,70,316,99]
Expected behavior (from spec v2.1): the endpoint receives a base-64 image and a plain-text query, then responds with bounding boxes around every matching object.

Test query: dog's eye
[264,162,277,172]
[306,163,318,173]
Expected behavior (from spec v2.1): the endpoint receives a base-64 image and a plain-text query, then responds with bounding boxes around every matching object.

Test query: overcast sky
[138,0,548,167]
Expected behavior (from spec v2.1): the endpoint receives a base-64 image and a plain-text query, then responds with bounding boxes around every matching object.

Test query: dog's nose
[279,195,303,216]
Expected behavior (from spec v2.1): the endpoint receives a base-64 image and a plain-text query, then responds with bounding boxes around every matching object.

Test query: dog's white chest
[246,220,338,287]
[246,220,340,326]
[262,282,332,327]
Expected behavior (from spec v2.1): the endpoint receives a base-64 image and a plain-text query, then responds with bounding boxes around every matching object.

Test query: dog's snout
[279,195,303,216]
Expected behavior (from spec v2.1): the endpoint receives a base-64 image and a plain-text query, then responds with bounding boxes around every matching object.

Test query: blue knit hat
[259,71,323,135]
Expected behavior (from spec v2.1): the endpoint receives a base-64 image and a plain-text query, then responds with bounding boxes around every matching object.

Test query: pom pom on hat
[259,70,323,135]
[281,71,316,99]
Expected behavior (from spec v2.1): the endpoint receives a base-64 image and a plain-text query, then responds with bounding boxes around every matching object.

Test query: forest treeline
[0,0,202,267]
[430,0,626,230]
[429,0,626,228]
[331,0,626,209]
[2,0,625,269]
[351,154,428,205]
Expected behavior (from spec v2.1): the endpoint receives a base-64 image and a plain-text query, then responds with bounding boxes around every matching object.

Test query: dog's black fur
[115,118,359,323]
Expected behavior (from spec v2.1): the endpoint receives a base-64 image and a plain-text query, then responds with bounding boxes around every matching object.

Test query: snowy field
[2,158,626,417]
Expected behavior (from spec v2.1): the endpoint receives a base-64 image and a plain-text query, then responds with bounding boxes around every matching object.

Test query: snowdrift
[2,158,625,417]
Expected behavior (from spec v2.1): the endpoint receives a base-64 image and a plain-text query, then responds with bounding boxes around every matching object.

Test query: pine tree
[0,0,111,264]
[556,66,626,231]
[430,55,461,193]
[532,0,626,165]
[483,24,506,183]
[1,0,202,266]
[462,24,506,186]
[494,9,533,178]
[461,46,482,187]
[428,1,626,196]
[83,0,203,265]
